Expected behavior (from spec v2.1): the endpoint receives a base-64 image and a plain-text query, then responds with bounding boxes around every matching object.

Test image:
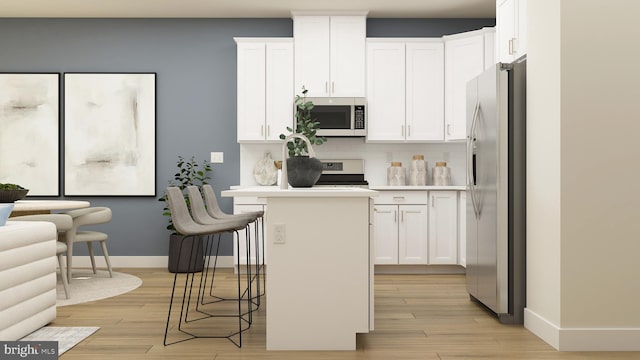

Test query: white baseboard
[525,308,640,351]
[70,256,236,268]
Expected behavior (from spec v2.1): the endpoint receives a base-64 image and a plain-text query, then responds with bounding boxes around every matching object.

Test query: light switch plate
[210,152,224,163]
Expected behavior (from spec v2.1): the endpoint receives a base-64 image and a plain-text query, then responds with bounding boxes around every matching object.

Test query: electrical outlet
[210,152,224,163]
[273,223,285,244]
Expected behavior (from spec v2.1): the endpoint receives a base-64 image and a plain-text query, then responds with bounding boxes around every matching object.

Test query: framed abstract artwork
[64,73,156,196]
[0,73,60,196]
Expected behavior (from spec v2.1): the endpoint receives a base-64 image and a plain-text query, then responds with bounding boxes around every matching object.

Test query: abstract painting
[64,73,156,196]
[0,73,60,196]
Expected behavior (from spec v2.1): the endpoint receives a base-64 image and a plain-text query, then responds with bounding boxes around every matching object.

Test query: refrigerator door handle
[467,101,481,219]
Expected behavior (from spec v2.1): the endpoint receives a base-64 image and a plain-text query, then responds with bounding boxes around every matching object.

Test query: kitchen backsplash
[240,139,466,187]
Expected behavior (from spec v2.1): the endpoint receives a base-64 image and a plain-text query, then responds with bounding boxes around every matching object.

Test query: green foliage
[279,87,326,157]
[158,156,212,233]
[0,183,25,190]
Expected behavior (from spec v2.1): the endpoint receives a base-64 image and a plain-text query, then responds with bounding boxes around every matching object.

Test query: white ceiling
[0,0,495,18]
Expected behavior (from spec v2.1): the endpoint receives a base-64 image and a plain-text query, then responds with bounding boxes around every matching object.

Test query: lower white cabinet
[233,201,267,266]
[428,191,458,264]
[373,190,463,266]
[373,192,429,264]
[458,191,466,267]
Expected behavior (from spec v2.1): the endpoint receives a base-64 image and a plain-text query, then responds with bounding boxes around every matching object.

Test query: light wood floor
[53,268,638,359]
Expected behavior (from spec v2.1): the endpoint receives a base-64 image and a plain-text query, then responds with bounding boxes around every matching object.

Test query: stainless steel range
[315,159,369,188]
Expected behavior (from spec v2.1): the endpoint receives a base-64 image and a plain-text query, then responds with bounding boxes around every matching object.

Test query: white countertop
[369,185,466,191]
[222,186,378,198]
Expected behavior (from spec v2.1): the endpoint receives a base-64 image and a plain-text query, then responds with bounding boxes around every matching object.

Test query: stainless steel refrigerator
[466,59,526,324]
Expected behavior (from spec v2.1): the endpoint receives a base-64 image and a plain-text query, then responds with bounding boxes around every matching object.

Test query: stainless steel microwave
[303,97,366,137]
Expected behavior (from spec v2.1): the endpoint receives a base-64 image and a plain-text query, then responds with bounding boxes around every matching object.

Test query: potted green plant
[158,156,212,273]
[0,183,29,203]
[279,87,326,187]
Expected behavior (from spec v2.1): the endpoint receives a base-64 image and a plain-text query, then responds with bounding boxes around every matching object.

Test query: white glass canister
[387,162,406,186]
[409,155,428,186]
[432,162,451,186]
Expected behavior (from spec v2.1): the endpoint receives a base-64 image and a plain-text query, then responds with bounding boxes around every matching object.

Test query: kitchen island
[221,187,377,350]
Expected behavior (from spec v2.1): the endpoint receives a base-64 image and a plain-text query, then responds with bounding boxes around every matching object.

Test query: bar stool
[201,184,265,305]
[185,186,255,318]
[163,186,252,348]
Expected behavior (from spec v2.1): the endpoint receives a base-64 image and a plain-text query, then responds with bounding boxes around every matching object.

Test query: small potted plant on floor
[279,87,326,187]
[158,156,212,273]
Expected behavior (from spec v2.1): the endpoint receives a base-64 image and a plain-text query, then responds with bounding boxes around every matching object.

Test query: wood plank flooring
[53,268,639,359]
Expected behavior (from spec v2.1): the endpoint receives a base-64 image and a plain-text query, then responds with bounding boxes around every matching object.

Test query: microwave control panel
[354,105,366,130]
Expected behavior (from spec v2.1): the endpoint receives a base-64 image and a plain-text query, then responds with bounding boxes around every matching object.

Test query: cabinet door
[234,204,267,266]
[444,34,484,141]
[366,41,406,142]
[458,191,467,267]
[330,16,366,97]
[266,41,294,142]
[428,191,458,264]
[398,205,429,264]
[406,41,444,142]
[497,0,517,63]
[373,205,398,264]
[294,16,331,97]
[237,41,266,142]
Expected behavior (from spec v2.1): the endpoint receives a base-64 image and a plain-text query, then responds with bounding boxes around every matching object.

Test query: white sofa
[0,221,57,340]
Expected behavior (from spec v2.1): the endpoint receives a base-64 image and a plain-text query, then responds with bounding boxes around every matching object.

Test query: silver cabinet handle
[332,81,335,94]
[408,124,411,137]
[393,196,405,202]
[267,125,270,137]
[432,195,434,207]
[325,81,328,94]
[401,210,404,223]
[447,124,451,135]
[394,210,397,223]
[261,125,264,137]
[401,125,405,137]
[512,37,518,54]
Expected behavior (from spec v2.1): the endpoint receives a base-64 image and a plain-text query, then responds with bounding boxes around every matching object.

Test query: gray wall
[0,17,493,258]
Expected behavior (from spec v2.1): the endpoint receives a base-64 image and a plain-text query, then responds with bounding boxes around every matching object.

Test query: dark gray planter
[286,156,323,187]
[168,234,204,273]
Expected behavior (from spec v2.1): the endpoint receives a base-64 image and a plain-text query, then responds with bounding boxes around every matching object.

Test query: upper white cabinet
[293,14,367,97]
[236,38,293,142]
[443,28,495,141]
[366,39,444,142]
[497,0,527,63]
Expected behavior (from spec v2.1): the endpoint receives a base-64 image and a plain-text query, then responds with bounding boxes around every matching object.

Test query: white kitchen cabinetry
[236,38,293,142]
[366,39,444,142]
[233,199,267,267]
[458,191,467,267]
[444,28,495,141]
[373,192,429,264]
[293,14,366,97]
[428,191,458,264]
[497,0,527,63]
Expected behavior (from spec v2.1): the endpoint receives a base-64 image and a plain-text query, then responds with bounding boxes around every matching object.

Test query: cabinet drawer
[233,196,268,205]
[374,191,428,205]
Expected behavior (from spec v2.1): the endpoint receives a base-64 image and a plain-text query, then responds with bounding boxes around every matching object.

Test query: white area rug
[57,270,142,307]
[20,326,99,354]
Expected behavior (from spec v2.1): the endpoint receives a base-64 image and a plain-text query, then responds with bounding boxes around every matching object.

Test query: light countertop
[369,185,466,191]
[222,186,377,198]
